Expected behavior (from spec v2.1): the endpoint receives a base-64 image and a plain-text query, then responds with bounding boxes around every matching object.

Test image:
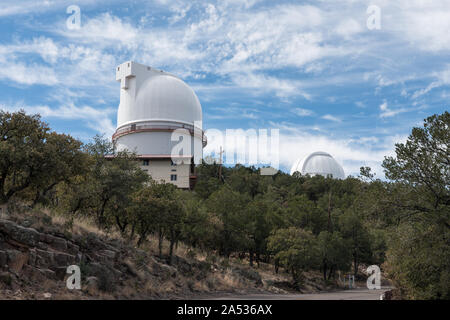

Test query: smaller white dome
[291,151,345,179]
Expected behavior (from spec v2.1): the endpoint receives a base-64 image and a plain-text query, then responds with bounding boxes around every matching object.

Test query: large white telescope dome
[117,72,202,128]
[290,151,345,179]
[113,61,205,157]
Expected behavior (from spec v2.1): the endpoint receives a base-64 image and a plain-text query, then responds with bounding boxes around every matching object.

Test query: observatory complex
[290,151,345,179]
[112,61,206,189]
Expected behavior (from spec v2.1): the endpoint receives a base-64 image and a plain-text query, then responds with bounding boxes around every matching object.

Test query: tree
[285,194,327,234]
[242,198,272,266]
[128,183,166,248]
[267,227,319,288]
[382,111,450,299]
[206,185,249,257]
[0,110,86,206]
[178,191,213,250]
[338,210,372,277]
[382,111,449,226]
[385,222,450,299]
[61,135,148,229]
[317,231,351,281]
[27,132,89,206]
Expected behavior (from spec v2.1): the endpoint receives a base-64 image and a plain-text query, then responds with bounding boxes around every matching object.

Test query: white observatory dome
[290,151,345,179]
[113,61,205,157]
[117,73,202,128]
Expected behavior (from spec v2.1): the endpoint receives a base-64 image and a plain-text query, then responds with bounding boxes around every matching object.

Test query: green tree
[267,227,319,288]
[28,132,89,207]
[317,231,351,281]
[206,185,249,257]
[338,210,372,277]
[382,111,449,226]
[382,112,450,299]
[62,135,148,229]
[0,110,87,206]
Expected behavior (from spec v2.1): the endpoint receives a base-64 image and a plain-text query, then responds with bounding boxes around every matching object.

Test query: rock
[0,272,12,286]
[22,265,50,282]
[231,267,262,286]
[151,258,177,280]
[66,242,80,255]
[0,219,41,247]
[43,234,68,251]
[53,252,76,267]
[85,276,99,295]
[53,266,68,280]
[6,249,28,273]
[99,250,116,260]
[381,289,393,300]
[0,250,7,268]
[123,259,138,277]
[22,220,32,228]
[43,292,52,299]
[34,249,54,268]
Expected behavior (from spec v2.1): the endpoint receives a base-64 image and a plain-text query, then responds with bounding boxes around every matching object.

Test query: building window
[143,160,149,166]
[170,174,177,181]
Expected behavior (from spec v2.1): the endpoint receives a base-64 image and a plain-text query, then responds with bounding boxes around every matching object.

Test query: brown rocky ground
[0,207,338,300]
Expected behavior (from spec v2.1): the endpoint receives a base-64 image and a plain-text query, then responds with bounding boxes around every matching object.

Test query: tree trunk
[137,232,146,247]
[328,265,334,280]
[249,250,254,267]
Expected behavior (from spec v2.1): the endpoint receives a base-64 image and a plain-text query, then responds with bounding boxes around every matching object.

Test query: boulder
[85,276,99,295]
[0,250,7,268]
[53,252,76,267]
[150,258,177,280]
[0,271,12,287]
[42,234,68,251]
[6,249,28,273]
[0,220,41,247]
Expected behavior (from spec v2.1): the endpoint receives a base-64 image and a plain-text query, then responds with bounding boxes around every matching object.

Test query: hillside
[0,207,335,300]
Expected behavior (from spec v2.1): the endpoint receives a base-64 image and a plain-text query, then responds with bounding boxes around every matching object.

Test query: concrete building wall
[140,159,191,189]
[116,130,202,158]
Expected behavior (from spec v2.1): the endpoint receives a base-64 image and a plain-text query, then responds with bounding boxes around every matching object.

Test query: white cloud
[322,114,341,122]
[0,61,58,86]
[293,108,314,117]
[379,101,409,118]
[335,19,364,39]
[203,124,404,178]
[0,102,116,137]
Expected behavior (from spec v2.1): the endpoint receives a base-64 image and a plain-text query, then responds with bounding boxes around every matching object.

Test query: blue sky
[0,0,449,177]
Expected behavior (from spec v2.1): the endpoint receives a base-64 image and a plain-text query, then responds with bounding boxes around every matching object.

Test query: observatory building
[290,151,345,179]
[112,61,206,189]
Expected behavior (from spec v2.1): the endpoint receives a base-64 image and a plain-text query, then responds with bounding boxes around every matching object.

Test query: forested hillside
[0,110,448,299]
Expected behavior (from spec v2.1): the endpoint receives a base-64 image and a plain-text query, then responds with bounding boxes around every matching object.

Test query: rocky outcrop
[0,214,268,300]
[0,219,80,276]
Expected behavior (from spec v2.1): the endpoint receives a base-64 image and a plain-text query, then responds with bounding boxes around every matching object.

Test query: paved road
[208,287,391,300]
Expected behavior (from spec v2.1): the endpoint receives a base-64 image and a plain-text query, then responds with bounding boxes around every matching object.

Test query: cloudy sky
[0,0,449,177]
